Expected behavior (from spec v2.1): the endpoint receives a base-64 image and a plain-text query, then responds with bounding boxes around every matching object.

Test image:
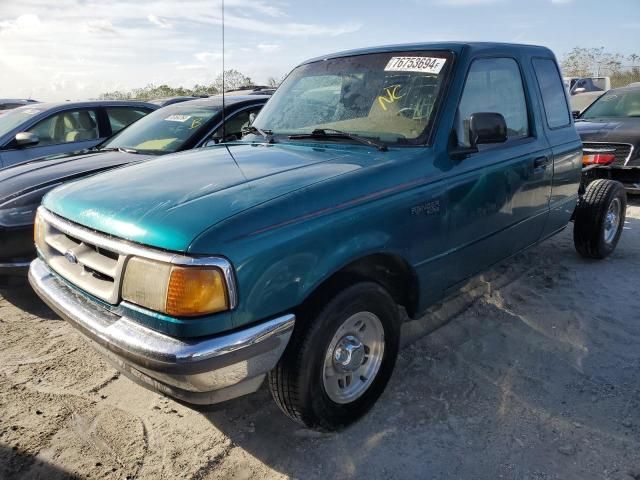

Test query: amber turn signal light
[165,266,229,317]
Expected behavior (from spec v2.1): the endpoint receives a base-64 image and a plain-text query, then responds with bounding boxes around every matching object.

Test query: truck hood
[43,143,364,252]
[575,118,640,146]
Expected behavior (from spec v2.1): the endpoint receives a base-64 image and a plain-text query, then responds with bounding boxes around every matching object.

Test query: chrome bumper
[28,258,295,404]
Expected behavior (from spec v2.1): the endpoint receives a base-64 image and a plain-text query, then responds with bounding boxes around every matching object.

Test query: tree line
[99,70,281,100]
[561,47,640,87]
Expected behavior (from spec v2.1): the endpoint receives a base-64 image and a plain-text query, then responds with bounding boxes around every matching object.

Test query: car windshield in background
[252,51,453,145]
[581,89,640,119]
[102,104,221,153]
[0,106,43,136]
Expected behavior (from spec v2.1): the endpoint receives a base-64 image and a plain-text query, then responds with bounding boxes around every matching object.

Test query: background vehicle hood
[43,143,364,252]
[0,150,147,205]
[575,118,640,145]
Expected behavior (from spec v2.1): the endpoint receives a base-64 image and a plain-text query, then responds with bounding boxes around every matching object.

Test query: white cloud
[256,43,281,52]
[195,51,223,63]
[0,13,42,32]
[148,14,172,29]
[0,0,360,100]
[85,19,117,34]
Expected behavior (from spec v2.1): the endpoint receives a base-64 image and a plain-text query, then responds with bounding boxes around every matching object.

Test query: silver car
[0,100,157,168]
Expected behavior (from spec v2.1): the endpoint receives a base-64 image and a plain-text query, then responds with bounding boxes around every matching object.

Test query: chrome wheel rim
[604,198,621,244]
[322,311,385,404]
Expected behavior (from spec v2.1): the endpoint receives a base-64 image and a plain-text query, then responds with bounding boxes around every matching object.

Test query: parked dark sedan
[0,95,269,275]
[0,101,157,168]
[149,96,208,107]
[576,85,640,193]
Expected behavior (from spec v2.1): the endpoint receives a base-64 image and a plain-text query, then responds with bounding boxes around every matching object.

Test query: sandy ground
[1,199,639,480]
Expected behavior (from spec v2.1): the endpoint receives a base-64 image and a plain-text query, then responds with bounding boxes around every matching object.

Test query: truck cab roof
[302,42,555,65]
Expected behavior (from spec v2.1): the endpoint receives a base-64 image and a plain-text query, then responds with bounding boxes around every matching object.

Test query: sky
[0,0,639,101]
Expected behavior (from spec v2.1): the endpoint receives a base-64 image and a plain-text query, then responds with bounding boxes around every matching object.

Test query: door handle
[534,156,550,168]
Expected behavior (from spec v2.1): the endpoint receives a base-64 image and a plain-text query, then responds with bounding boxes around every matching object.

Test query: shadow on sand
[0,275,58,320]
[0,444,80,480]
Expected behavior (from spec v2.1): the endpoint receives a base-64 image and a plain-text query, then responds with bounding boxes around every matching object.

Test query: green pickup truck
[29,42,626,431]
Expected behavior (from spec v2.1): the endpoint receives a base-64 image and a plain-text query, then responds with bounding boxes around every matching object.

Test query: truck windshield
[252,51,453,146]
[101,103,221,153]
[581,89,640,119]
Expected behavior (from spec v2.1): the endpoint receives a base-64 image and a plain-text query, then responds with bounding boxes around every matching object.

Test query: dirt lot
[1,200,639,480]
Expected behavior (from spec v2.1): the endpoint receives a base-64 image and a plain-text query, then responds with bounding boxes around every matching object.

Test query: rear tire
[574,179,626,259]
[268,282,400,431]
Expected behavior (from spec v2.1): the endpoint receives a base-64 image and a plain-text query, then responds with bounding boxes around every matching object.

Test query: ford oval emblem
[64,250,78,265]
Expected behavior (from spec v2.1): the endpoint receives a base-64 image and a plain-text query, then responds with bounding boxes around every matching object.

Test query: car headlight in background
[122,257,230,317]
[0,204,38,228]
[0,183,61,229]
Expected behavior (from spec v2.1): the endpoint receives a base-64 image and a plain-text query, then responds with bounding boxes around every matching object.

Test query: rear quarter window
[532,58,571,129]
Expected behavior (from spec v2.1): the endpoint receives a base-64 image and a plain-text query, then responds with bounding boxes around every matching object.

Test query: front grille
[34,207,238,310]
[582,142,633,166]
[36,212,126,304]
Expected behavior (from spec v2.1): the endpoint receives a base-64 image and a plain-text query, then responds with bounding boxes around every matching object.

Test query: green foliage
[610,66,640,88]
[98,70,256,100]
[213,69,253,91]
[99,83,220,100]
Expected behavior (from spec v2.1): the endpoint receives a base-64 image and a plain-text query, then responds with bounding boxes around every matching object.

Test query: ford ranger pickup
[29,42,626,431]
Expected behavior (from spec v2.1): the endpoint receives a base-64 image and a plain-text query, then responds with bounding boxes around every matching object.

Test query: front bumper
[28,258,295,404]
[583,165,640,194]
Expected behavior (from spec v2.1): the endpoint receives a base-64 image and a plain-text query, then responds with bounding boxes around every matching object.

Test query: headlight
[122,257,230,317]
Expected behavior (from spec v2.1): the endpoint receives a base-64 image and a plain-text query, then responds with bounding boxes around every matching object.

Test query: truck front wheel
[268,282,401,431]
[574,179,626,259]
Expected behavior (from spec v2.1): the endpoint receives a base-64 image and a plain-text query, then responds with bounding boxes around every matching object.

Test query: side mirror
[248,112,256,126]
[572,87,586,95]
[572,110,581,119]
[450,112,507,159]
[469,112,507,146]
[15,131,39,148]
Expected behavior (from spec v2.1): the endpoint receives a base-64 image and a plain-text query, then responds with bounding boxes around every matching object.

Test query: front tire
[574,179,626,259]
[268,282,400,431]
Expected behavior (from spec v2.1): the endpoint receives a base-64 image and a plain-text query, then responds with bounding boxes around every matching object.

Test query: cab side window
[456,58,529,148]
[27,109,99,147]
[106,107,149,135]
[210,108,262,143]
[532,58,571,129]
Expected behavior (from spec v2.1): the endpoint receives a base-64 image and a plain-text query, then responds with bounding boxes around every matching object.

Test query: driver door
[444,56,552,289]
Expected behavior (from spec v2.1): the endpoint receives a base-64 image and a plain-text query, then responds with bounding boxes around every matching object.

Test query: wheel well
[299,254,419,319]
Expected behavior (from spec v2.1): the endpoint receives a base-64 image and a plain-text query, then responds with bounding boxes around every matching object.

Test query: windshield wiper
[242,125,275,143]
[99,146,140,154]
[288,128,388,152]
